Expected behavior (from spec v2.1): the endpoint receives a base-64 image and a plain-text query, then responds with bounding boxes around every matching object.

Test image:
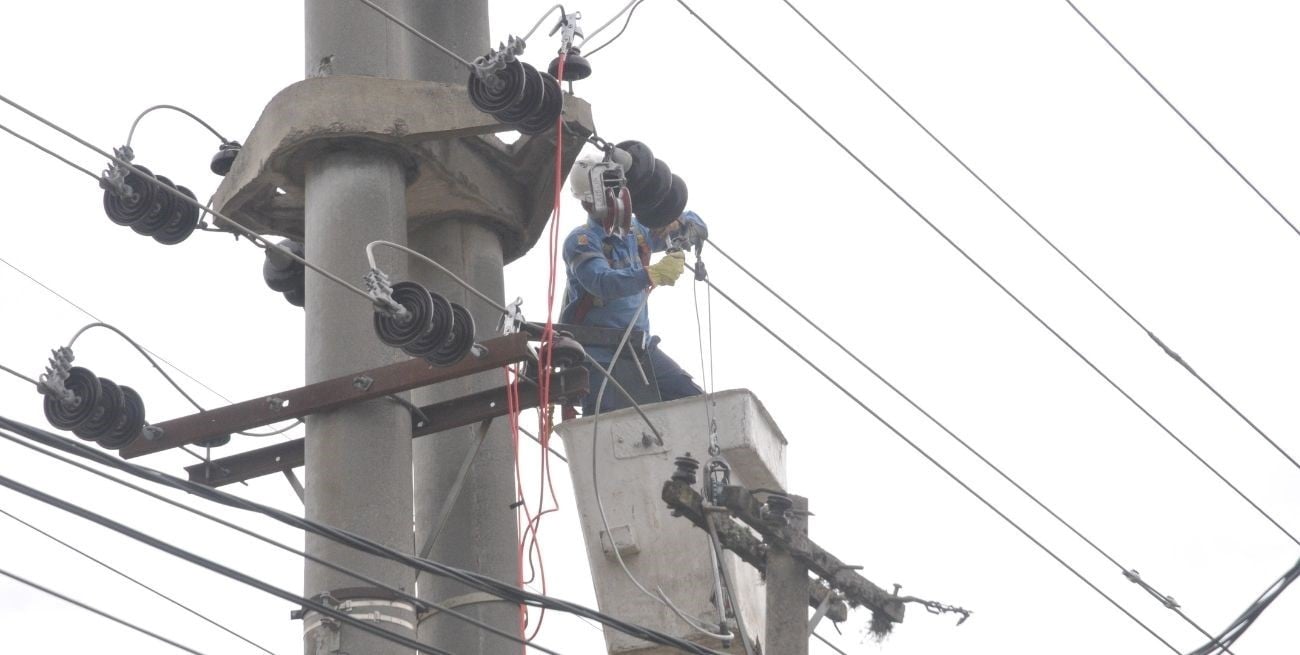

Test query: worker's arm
[565,232,649,299]
[643,210,708,253]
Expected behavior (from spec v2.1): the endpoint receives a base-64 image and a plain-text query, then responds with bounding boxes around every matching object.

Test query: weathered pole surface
[766,496,810,655]
[387,1,525,651]
[301,2,423,653]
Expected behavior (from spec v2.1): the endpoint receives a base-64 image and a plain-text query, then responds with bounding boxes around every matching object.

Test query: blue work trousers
[580,342,702,415]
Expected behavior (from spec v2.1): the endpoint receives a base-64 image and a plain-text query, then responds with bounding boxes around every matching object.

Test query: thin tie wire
[584,0,648,58]
[0,95,374,305]
[0,428,562,655]
[0,362,38,387]
[673,0,1299,548]
[812,629,849,655]
[776,0,1300,477]
[682,262,1181,653]
[350,0,473,70]
[0,417,719,655]
[0,507,275,654]
[125,104,228,149]
[1063,0,1300,239]
[0,565,208,655]
[705,239,1232,651]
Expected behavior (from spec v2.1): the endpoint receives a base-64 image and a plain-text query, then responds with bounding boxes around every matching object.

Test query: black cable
[707,239,1231,650]
[1187,557,1300,655]
[0,471,459,655]
[0,415,720,655]
[0,564,209,655]
[0,426,563,655]
[0,506,275,654]
[672,0,1299,548]
[681,264,1181,653]
[1063,0,1300,240]
[584,0,647,57]
[776,0,1300,479]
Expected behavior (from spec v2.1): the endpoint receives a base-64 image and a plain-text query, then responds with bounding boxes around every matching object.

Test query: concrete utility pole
[301,3,423,654]
[765,496,810,655]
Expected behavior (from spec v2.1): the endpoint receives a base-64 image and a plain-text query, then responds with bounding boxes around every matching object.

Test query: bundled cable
[1186,557,1300,655]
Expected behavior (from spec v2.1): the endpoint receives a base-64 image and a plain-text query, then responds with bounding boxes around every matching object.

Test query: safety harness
[571,230,653,324]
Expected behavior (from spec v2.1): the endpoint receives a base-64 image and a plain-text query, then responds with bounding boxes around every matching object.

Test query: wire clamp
[36,347,76,403]
[498,297,526,335]
[98,146,136,198]
[549,11,584,48]
[471,36,526,82]
[363,268,410,320]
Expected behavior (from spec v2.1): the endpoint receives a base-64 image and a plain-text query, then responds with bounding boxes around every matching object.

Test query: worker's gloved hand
[680,210,708,247]
[647,251,687,287]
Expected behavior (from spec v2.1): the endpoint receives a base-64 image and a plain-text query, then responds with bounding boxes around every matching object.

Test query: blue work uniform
[560,212,706,414]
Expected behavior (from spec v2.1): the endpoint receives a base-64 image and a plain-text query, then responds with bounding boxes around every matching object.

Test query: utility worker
[560,156,708,415]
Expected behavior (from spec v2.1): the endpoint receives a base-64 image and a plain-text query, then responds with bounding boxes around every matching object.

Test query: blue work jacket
[560,211,707,341]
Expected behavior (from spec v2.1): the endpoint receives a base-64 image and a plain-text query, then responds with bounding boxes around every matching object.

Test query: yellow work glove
[646,251,686,287]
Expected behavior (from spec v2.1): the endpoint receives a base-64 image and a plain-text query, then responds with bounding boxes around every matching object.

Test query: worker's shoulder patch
[576,234,590,246]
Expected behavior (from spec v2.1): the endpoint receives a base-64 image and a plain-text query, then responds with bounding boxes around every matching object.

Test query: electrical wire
[680,264,1181,653]
[0,472,464,655]
[584,0,647,57]
[0,98,374,306]
[0,415,719,655]
[704,240,1231,649]
[586,295,735,641]
[0,361,38,387]
[580,0,646,46]
[0,424,557,655]
[672,0,1299,548]
[811,628,850,655]
[1063,0,1300,240]
[522,4,567,42]
[0,121,99,178]
[0,507,275,654]
[1187,556,1300,655]
[350,0,474,70]
[125,104,228,149]
[777,0,1300,478]
[0,564,208,655]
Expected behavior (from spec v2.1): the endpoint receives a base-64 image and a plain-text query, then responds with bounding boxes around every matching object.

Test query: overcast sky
[2,1,1300,653]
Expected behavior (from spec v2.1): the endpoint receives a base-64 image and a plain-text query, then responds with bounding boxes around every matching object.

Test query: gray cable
[0,564,208,655]
[0,362,38,387]
[1063,0,1300,239]
[673,0,1299,550]
[0,121,98,178]
[125,104,228,149]
[350,0,473,69]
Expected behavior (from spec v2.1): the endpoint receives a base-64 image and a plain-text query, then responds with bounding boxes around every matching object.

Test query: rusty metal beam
[661,480,850,624]
[186,367,588,488]
[124,333,533,459]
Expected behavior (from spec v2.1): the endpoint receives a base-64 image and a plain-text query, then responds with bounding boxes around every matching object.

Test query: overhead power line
[1063,0,1300,239]
[0,415,721,655]
[704,240,1229,649]
[0,507,275,654]
[0,426,562,655]
[679,264,1181,653]
[778,0,1300,477]
[0,564,208,655]
[672,0,1299,548]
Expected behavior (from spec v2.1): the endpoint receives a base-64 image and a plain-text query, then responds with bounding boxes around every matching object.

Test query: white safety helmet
[569,155,632,233]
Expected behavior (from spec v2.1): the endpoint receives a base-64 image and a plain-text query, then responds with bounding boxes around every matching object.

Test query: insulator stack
[373,280,477,367]
[41,366,146,451]
[263,239,306,307]
[615,140,689,229]
[101,162,201,245]
[468,52,564,135]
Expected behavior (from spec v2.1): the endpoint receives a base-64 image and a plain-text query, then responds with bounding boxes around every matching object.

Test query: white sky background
[1,0,1299,653]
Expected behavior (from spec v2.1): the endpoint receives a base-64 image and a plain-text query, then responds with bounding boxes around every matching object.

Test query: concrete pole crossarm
[718,486,906,624]
[661,480,849,623]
